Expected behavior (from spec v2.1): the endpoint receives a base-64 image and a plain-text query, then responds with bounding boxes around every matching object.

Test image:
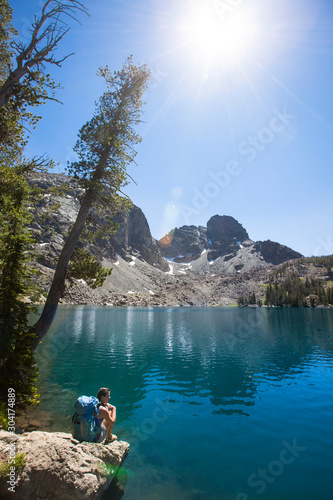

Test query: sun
[179,2,259,67]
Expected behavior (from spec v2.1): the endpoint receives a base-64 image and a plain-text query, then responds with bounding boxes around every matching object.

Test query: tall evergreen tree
[0,1,150,407]
[0,161,40,407]
[0,1,88,408]
[31,58,150,350]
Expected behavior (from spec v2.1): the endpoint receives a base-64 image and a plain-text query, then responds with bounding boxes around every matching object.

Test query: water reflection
[35,307,333,422]
[72,306,83,342]
[125,308,134,364]
[32,306,333,500]
[86,308,96,342]
[147,308,155,334]
[165,310,174,355]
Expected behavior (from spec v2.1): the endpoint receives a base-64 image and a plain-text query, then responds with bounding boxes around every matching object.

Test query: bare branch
[126,172,138,186]
[0,1,90,109]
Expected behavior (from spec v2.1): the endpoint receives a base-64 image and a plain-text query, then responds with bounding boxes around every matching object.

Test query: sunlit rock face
[110,206,169,271]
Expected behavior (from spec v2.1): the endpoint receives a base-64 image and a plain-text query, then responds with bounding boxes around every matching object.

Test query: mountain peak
[158,215,302,266]
[206,215,250,261]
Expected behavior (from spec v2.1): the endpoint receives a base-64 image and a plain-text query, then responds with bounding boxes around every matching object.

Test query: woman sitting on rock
[96,387,117,444]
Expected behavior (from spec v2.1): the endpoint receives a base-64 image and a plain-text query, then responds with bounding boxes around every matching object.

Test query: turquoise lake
[33,306,333,499]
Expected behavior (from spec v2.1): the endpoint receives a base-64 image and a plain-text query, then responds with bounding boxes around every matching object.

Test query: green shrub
[0,402,8,429]
[0,453,26,478]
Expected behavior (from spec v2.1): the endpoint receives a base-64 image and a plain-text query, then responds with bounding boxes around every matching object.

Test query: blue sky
[12,0,333,256]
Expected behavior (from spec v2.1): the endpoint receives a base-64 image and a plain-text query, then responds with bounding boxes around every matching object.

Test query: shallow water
[31,306,333,499]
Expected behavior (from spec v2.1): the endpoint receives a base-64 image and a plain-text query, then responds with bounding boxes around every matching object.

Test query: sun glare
[180,3,259,67]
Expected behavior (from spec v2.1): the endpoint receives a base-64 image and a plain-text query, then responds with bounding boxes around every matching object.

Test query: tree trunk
[0,68,28,108]
[30,131,113,350]
[30,187,95,351]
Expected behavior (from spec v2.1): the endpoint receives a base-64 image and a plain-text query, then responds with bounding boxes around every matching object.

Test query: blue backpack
[71,395,101,442]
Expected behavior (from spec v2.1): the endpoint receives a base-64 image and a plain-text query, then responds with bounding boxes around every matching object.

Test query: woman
[96,387,117,444]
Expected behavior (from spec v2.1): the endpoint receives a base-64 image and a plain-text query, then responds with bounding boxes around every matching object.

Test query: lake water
[32,306,333,499]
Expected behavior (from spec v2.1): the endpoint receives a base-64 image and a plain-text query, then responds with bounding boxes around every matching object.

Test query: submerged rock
[0,430,129,499]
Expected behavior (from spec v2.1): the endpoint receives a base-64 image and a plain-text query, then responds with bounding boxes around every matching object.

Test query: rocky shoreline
[60,260,271,308]
[0,430,129,500]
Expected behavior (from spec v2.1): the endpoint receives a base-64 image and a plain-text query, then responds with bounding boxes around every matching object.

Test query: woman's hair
[97,387,110,401]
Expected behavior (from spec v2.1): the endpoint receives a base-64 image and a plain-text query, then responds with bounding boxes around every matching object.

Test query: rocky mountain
[30,173,168,273]
[206,215,249,261]
[110,206,169,271]
[159,225,207,262]
[158,214,302,268]
[29,172,304,307]
[253,240,303,265]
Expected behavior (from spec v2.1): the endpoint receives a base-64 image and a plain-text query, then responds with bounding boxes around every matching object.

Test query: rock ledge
[0,430,129,499]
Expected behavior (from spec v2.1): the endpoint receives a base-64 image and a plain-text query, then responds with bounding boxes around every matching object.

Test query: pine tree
[248,292,256,305]
[0,0,89,409]
[0,162,39,407]
[31,58,150,350]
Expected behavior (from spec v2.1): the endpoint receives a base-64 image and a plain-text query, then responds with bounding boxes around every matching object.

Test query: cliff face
[158,214,301,267]
[159,225,207,263]
[110,206,169,271]
[206,215,250,261]
[254,240,303,265]
[30,173,168,272]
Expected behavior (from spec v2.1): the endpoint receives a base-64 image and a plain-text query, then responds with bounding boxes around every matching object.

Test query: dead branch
[0,1,89,109]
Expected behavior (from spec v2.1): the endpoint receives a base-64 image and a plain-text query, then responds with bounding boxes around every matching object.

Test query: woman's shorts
[95,426,108,443]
